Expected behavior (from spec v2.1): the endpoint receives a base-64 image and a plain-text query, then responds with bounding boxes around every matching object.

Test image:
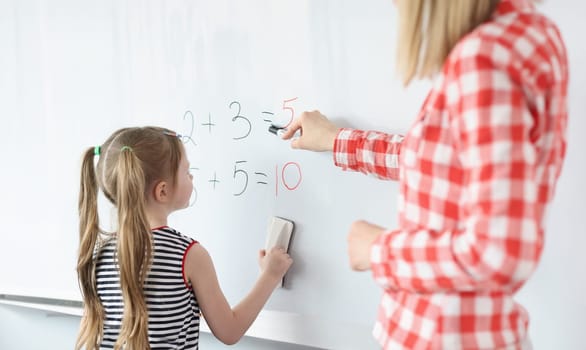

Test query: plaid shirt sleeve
[333,128,404,181]
[370,37,546,293]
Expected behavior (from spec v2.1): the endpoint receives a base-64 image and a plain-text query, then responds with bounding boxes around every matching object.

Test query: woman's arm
[282,110,404,181]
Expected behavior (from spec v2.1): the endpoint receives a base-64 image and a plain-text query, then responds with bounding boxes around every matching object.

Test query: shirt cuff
[333,128,360,168]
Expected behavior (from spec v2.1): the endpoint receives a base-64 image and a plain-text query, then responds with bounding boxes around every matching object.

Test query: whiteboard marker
[268,125,300,138]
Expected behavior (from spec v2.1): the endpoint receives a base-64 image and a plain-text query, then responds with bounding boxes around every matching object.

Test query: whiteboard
[0,1,584,349]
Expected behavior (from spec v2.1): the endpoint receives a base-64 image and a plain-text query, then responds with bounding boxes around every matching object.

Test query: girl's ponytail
[76,146,104,350]
[114,147,153,350]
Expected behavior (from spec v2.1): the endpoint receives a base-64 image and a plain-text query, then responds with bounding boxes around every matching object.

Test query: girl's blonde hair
[395,0,500,86]
[76,126,183,350]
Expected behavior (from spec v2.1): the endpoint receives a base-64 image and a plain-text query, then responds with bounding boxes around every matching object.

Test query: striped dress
[96,226,200,349]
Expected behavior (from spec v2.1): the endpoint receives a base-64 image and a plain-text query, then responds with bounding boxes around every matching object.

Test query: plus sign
[208,171,220,190]
[201,112,215,133]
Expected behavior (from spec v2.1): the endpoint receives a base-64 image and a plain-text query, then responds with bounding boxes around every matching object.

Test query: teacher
[282,0,568,349]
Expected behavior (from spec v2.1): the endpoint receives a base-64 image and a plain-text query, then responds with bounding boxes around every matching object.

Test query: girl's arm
[184,244,292,345]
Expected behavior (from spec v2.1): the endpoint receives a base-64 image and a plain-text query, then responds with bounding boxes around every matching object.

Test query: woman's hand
[347,220,385,271]
[280,110,340,152]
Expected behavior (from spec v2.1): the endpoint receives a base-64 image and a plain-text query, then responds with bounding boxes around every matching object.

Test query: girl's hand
[258,247,293,281]
[347,220,385,271]
[280,110,340,152]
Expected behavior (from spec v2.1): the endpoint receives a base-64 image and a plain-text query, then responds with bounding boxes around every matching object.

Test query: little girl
[76,126,292,349]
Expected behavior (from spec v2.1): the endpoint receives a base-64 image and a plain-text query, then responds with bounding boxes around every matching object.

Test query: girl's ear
[153,180,169,203]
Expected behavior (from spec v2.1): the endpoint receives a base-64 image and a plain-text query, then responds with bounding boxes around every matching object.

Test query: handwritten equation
[179,98,303,205]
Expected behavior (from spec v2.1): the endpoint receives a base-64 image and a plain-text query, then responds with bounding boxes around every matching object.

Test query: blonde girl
[282,0,568,349]
[76,126,292,349]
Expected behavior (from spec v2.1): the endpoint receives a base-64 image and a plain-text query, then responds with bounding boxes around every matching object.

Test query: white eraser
[265,216,294,287]
[265,216,294,252]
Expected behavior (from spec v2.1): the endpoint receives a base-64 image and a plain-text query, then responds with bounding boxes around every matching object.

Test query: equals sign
[261,111,274,123]
[255,172,268,185]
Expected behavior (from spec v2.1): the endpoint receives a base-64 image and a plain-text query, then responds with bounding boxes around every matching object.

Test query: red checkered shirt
[333,0,568,349]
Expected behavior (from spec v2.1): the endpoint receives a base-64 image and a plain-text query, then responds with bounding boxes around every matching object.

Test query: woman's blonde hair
[395,0,500,86]
[76,126,183,350]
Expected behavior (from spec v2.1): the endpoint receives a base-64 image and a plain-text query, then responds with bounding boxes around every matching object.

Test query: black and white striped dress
[96,226,200,349]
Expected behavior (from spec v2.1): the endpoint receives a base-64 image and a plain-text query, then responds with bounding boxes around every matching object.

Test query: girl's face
[171,145,194,210]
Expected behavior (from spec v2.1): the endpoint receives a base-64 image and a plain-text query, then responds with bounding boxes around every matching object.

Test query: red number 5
[282,97,298,127]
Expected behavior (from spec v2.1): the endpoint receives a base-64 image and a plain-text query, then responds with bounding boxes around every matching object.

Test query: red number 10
[275,162,302,196]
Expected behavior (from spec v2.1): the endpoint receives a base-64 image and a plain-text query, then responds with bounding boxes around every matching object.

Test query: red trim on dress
[182,240,199,289]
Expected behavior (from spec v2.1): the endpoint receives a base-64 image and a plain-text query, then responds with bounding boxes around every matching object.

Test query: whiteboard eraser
[265,216,294,252]
[265,216,294,287]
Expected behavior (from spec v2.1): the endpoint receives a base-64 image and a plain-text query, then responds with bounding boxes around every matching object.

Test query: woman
[282,0,568,348]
